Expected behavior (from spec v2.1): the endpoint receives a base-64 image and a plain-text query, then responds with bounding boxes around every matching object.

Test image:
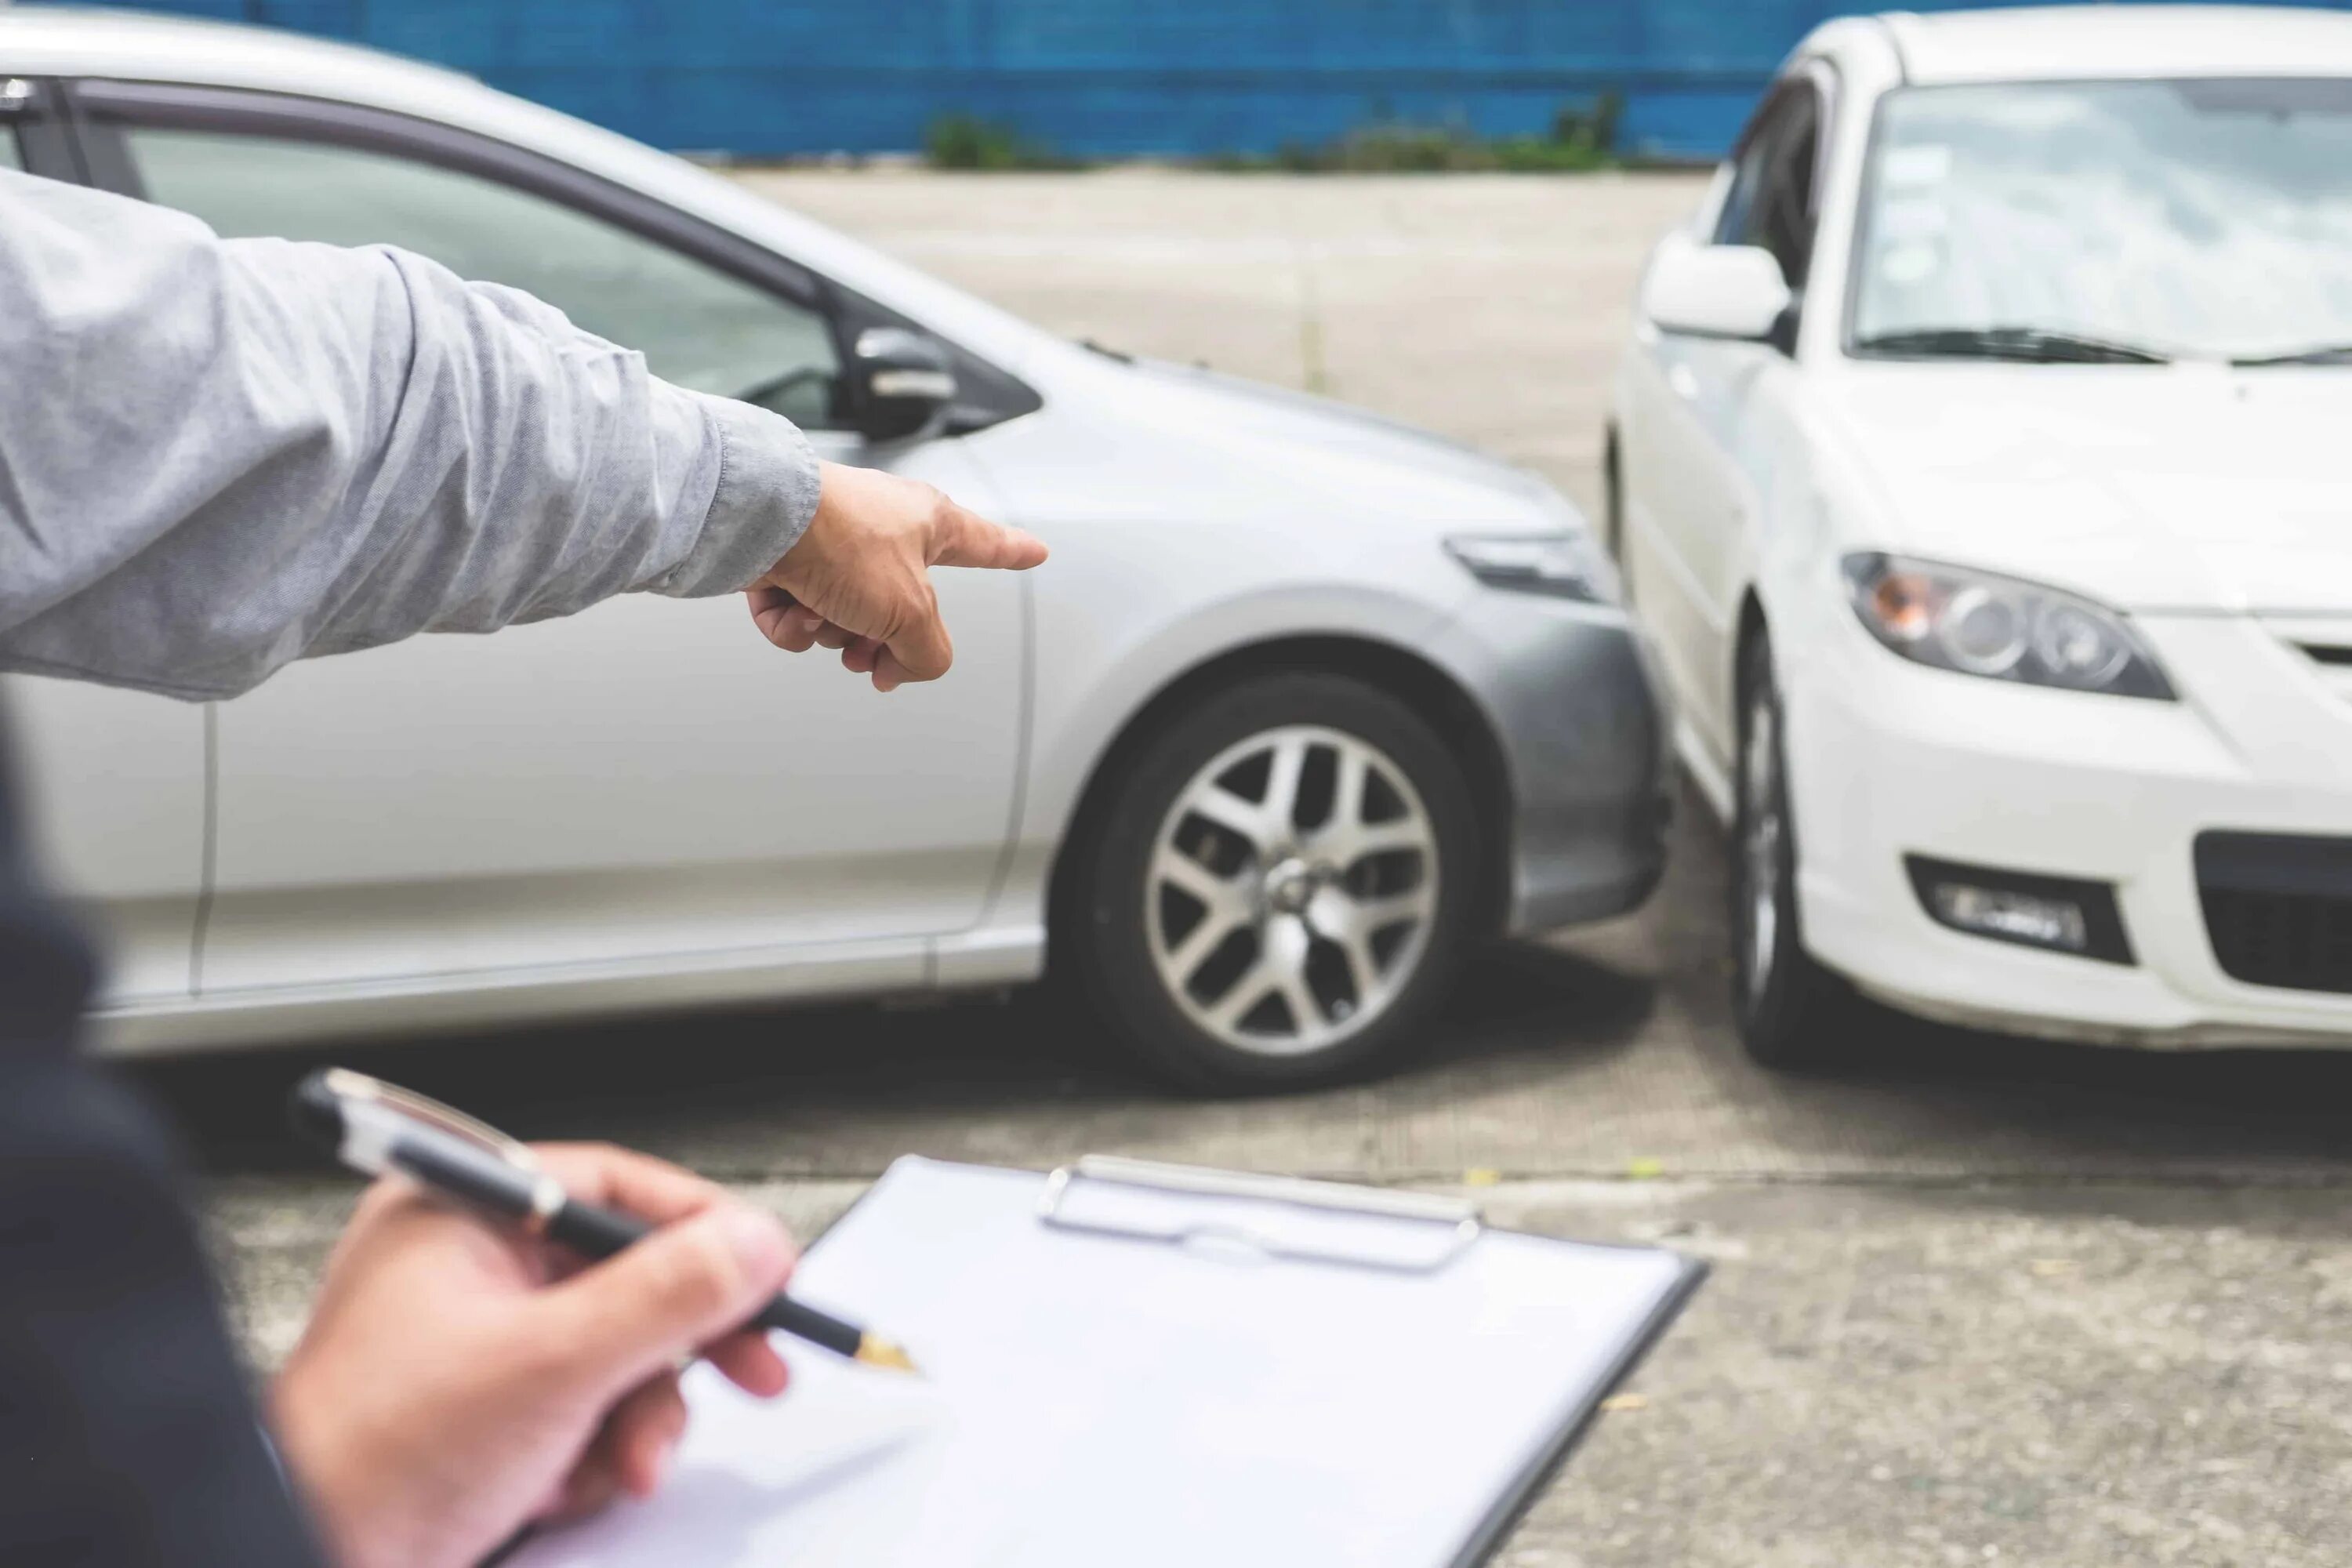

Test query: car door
[1624,75,1824,768]
[0,78,210,1017]
[71,85,1025,1000]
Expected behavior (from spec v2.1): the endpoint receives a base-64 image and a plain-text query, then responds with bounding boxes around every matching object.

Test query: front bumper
[1429,593,1671,936]
[1788,611,2352,1047]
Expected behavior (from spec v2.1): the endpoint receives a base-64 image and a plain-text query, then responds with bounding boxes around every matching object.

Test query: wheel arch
[1043,633,1515,975]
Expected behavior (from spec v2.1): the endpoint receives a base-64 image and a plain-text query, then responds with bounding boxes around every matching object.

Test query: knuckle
[535,1142,620,1188]
[656,1223,746,1318]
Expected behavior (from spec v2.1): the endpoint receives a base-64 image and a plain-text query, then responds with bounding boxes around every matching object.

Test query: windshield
[1849,78,2352,362]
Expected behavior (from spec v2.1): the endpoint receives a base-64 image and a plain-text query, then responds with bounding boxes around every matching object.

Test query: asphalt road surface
[134,172,2351,1568]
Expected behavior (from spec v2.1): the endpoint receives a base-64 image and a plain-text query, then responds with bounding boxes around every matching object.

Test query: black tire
[1730,627,1859,1070]
[1069,671,1480,1093]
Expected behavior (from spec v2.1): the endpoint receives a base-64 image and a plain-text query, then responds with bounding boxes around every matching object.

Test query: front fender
[1022,576,1470,845]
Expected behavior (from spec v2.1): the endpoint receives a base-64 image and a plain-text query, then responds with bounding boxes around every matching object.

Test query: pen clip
[317,1066,541,1173]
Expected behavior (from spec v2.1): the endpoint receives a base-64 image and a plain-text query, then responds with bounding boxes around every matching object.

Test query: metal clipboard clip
[1038,1154,1484,1274]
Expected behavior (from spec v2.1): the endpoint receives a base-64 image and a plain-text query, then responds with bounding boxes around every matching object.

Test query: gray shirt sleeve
[0,168,822,701]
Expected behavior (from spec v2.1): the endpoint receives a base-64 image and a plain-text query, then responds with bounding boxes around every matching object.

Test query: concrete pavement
[156,172,2352,1568]
[178,797,2352,1568]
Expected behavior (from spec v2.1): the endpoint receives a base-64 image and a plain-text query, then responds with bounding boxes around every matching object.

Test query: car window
[1715,85,1821,290]
[1712,99,1787,249]
[1851,78,2352,361]
[120,125,842,428]
[1,129,21,171]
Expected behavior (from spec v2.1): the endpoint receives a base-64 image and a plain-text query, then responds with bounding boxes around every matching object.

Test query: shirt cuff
[652,393,824,597]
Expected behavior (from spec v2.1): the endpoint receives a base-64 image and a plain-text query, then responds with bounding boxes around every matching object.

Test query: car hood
[1815,364,2352,615]
[1121,358,1561,505]
[1000,347,1577,536]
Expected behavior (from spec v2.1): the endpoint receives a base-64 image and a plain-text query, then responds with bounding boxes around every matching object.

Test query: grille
[2195,832,2352,996]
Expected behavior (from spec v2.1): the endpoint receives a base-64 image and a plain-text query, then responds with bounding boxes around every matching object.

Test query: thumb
[535,1205,795,1402]
[930,503,1049,571]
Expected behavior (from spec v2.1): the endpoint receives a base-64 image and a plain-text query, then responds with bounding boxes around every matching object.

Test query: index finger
[531,1144,793,1397]
[931,503,1049,571]
[531,1142,727,1225]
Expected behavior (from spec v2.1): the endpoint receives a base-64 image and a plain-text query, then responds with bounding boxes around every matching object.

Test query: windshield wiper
[1853,326,2172,365]
[2232,342,2352,366]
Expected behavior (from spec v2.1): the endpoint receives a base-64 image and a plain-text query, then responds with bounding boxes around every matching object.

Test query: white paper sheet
[510,1157,1693,1568]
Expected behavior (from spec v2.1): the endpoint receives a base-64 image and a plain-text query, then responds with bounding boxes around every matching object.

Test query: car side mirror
[1641,237,1793,343]
[851,327,958,442]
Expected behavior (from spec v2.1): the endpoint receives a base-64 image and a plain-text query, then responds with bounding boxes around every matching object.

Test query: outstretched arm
[0,169,1040,700]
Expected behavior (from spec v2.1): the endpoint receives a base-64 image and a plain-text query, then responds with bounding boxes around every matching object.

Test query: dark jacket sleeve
[0,716,323,1567]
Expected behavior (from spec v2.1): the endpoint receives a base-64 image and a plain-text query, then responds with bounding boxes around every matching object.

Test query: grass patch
[922,113,1078,171]
[1207,93,1625,174]
[922,93,1627,173]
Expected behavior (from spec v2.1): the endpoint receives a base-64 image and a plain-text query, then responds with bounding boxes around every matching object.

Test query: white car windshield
[1849,78,2352,365]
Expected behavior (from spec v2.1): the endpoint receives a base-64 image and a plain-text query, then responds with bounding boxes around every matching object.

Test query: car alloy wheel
[1070,670,1477,1091]
[1145,724,1439,1057]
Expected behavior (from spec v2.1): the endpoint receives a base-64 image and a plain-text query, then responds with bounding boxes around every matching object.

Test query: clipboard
[510,1155,1704,1568]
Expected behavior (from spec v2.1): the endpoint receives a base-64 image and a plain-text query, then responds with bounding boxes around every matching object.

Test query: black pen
[289,1066,918,1375]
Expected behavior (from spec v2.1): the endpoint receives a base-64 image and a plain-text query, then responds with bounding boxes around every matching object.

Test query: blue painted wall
[73,1,2352,160]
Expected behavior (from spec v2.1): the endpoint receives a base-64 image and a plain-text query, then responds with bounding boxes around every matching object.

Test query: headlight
[1839,553,2174,700]
[1446,532,1609,602]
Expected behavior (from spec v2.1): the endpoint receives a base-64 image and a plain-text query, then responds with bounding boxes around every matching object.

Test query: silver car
[4,10,1668,1090]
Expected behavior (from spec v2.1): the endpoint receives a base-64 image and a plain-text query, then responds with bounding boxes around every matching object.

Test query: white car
[1609,5,2352,1066]
[1,11,1670,1091]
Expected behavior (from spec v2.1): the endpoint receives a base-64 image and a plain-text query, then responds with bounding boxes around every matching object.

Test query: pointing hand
[746,462,1048,691]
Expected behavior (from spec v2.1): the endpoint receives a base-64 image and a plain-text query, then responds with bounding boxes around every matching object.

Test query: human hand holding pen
[747,460,1049,691]
[269,1144,797,1568]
